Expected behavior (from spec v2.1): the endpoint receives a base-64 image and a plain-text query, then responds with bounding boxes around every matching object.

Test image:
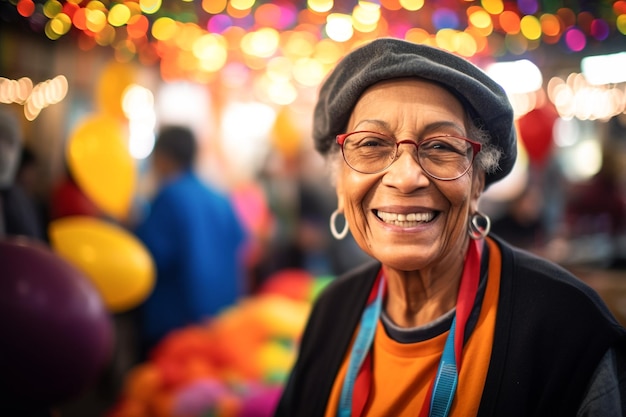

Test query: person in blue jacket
[134,125,248,354]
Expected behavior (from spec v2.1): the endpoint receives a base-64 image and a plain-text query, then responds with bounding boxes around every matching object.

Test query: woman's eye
[356,136,392,147]
[423,138,465,153]
[362,137,386,146]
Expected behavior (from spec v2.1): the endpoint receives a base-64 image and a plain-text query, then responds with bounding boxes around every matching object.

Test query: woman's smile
[373,209,437,228]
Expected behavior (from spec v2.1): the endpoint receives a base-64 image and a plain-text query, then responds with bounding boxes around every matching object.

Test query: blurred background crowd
[1,0,625,416]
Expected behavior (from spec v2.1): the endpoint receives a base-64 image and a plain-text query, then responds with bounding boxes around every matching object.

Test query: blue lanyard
[430,317,458,417]
[338,275,385,417]
[337,278,459,417]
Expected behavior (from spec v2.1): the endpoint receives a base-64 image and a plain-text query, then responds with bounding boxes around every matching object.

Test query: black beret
[313,37,517,187]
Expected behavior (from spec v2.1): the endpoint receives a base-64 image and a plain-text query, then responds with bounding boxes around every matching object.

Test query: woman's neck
[383,256,465,328]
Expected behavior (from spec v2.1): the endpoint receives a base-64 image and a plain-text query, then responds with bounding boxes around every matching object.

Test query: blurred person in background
[275,38,626,417]
[490,181,546,251]
[0,108,46,241]
[134,125,248,356]
[251,149,371,288]
[563,150,626,269]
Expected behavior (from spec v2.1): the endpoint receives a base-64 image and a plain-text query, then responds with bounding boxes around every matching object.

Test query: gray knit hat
[313,37,517,187]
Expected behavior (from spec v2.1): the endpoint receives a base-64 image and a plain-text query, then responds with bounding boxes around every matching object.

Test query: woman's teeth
[376,210,435,226]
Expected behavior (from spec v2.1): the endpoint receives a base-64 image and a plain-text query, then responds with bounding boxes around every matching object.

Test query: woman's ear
[470,170,486,212]
[335,174,345,211]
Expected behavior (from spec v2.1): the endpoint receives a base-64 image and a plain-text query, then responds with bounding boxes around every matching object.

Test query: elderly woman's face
[337,79,484,271]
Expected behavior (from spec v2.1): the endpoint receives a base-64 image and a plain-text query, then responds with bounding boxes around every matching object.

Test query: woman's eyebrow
[353,119,390,131]
[422,121,467,136]
[353,119,466,136]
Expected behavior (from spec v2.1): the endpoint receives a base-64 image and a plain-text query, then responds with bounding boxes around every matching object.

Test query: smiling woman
[274,38,626,417]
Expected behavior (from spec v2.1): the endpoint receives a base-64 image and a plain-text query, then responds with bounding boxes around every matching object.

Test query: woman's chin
[375,248,437,272]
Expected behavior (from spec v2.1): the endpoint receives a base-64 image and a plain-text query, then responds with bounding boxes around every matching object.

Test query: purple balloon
[0,237,114,407]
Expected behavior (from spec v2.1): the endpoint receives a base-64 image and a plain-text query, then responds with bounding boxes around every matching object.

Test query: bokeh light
[152,17,178,41]
[353,1,381,33]
[432,8,459,30]
[590,19,610,40]
[2,0,624,92]
[0,75,69,120]
[230,0,255,12]
[325,13,353,42]
[193,34,228,72]
[85,8,107,33]
[2,0,626,122]
[559,138,603,182]
[616,14,626,34]
[139,0,161,14]
[221,102,276,180]
[564,27,586,51]
[540,13,561,37]
[399,0,424,12]
[482,0,504,15]
[108,3,131,27]
[17,0,35,17]
[547,71,626,121]
[43,0,63,18]
[499,11,520,34]
[293,57,325,87]
[127,14,149,38]
[520,15,541,40]
[468,8,492,30]
[207,14,233,33]
[123,84,156,160]
[308,0,333,13]
[517,0,538,15]
[50,13,72,36]
[241,28,280,58]
[202,0,227,14]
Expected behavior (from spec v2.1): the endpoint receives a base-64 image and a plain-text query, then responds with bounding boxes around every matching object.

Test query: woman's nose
[382,142,430,191]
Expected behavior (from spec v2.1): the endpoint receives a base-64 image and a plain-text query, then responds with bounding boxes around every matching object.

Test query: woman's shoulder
[494,235,600,294]
[493,235,626,340]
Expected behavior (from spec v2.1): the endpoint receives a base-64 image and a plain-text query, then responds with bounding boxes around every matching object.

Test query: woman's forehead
[349,79,466,126]
[357,78,463,104]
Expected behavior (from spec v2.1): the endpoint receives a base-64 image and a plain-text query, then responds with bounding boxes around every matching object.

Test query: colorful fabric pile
[107,269,332,417]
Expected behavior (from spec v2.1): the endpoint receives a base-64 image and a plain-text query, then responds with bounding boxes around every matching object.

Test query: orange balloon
[66,114,136,220]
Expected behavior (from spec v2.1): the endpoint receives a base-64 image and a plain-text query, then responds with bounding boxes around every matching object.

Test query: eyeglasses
[336,131,482,180]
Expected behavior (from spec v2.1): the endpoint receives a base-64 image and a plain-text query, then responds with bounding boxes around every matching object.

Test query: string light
[0,75,69,121]
[3,1,626,106]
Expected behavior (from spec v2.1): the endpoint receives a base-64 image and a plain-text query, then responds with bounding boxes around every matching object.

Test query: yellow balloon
[66,114,136,220]
[48,216,155,313]
[96,61,136,120]
[271,107,301,158]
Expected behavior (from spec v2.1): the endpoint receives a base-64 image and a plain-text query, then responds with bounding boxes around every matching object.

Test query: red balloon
[518,104,558,166]
[49,175,102,220]
[0,237,114,408]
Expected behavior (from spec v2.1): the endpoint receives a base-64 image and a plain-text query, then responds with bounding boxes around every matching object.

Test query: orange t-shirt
[324,238,502,417]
